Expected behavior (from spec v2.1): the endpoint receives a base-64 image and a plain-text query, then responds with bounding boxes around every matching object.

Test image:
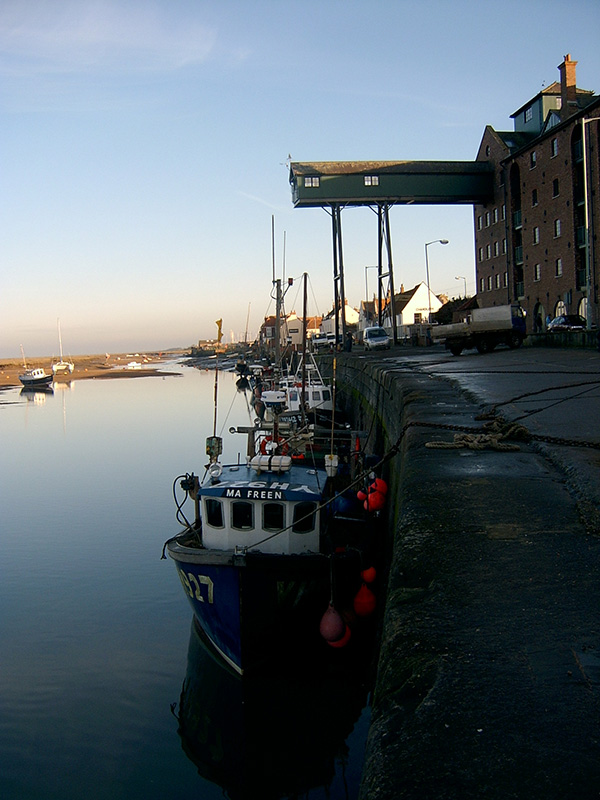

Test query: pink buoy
[353,582,376,617]
[319,603,346,642]
[327,624,352,648]
[363,490,385,512]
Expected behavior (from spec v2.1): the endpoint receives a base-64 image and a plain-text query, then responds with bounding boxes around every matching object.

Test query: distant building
[474,54,599,330]
[382,283,443,337]
[320,302,359,335]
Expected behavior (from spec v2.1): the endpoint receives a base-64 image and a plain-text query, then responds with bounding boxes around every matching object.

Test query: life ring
[260,435,289,455]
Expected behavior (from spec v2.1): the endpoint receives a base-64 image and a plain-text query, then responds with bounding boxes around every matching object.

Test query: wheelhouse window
[524,107,533,123]
[231,501,253,530]
[304,176,320,187]
[292,502,317,533]
[364,175,379,186]
[205,498,224,528]
[263,502,285,531]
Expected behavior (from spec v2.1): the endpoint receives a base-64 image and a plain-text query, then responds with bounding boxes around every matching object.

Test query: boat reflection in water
[174,619,375,799]
[20,385,54,404]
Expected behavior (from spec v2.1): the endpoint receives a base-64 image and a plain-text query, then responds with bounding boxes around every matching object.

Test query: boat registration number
[177,569,214,604]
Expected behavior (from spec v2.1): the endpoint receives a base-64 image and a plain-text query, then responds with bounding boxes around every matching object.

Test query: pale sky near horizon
[2,0,599,357]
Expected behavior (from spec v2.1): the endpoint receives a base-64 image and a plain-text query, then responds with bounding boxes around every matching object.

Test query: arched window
[555,300,567,317]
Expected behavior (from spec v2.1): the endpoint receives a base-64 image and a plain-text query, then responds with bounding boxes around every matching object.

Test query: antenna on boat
[206,319,224,481]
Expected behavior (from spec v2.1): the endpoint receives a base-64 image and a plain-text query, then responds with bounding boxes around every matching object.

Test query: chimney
[558,53,577,120]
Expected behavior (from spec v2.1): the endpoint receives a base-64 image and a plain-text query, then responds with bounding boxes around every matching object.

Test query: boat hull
[19,374,54,387]
[167,536,364,674]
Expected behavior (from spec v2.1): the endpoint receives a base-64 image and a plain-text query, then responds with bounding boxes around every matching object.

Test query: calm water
[0,363,371,800]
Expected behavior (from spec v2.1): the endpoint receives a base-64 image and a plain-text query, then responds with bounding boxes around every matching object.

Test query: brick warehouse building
[474,55,600,331]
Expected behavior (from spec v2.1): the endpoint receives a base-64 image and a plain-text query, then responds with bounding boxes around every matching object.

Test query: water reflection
[175,620,373,799]
[20,385,54,403]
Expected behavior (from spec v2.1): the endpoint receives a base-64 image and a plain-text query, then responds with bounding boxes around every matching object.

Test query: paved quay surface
[337,345,600,800]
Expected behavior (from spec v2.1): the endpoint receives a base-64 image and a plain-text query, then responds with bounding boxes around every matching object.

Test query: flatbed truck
[431,304,527,355]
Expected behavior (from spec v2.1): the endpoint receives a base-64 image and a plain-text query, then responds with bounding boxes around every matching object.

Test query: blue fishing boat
[165,280,386,674]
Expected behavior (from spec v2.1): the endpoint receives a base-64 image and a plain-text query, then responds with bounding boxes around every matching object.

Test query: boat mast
[57,318,64,360]
[301,272,308,422]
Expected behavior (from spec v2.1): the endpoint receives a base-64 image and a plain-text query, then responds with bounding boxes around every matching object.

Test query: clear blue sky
[2,0,599,357]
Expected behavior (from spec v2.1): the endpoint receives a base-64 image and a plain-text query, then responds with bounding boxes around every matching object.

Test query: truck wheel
[450,345,463,356]
[508,332,522,349]
[476,338,490,354]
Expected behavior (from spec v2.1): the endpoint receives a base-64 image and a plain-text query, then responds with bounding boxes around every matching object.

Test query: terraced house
[474,55,600,331]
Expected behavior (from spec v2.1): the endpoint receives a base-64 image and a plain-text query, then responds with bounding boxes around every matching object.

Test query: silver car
[363,326,391,350]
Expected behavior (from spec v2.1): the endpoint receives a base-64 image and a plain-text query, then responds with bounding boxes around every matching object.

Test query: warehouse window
[554,219,561,238]
[556,258,563,277]
[551,138,558,158]
[552,179,560,197]
[533,227,540,245]
[305,176,320,187]
[364,175,379,186]
[534,264,541,282]
[530,150,537,169]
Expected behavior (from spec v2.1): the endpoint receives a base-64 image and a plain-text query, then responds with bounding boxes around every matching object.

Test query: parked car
[310,333,330,352]
[363,326,391,350]
[547,314,587,332]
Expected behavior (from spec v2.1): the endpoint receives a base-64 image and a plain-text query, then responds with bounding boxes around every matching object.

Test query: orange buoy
[370,478,388,495]
[363,490,385,512]
[319,603,346,642]
[353,582,376,617]
[327,624,352,648]
[360,566,377,584]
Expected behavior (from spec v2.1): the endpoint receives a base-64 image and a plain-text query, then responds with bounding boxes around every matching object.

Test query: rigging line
[510,383,600,422]
[489,379,600,412]
[218,388,240,438]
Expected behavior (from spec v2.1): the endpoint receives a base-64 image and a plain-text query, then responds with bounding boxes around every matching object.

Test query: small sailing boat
[52,319,74,375]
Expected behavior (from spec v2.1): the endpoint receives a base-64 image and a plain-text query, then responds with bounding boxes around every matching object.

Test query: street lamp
[455,275,467,298]
[425,239,449,322]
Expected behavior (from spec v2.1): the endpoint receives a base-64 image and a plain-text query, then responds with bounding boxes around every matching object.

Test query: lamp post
[425,239,449,322]
[455,275,467,298]
[365,265,379,324]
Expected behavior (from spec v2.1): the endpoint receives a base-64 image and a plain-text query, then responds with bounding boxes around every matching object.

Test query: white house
[382,283,443,337]
[320,301,360,334]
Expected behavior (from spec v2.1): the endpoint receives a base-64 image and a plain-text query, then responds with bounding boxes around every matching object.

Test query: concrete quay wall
[331,354,600,800]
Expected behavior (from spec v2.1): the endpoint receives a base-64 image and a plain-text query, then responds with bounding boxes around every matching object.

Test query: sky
[2,0,600,357]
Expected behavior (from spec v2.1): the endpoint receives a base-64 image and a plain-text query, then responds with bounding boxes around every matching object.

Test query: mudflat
[0,353,183,388]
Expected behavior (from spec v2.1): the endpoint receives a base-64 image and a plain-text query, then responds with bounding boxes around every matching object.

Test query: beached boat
[19,346,53,388]
[165,293,386,675]
[51,319,74,375]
